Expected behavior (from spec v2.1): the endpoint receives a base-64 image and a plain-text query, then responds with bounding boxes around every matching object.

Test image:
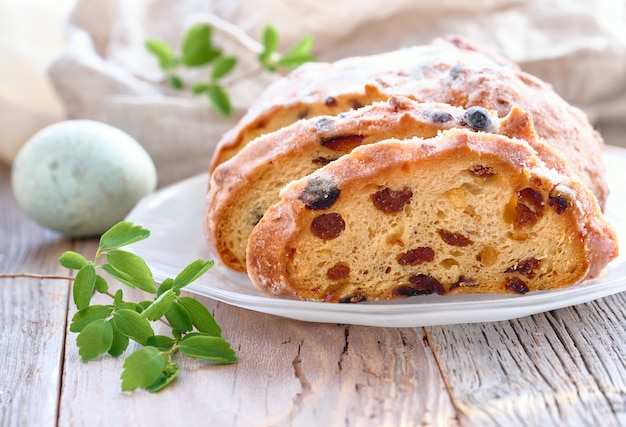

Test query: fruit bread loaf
[209,35,608,208]
[246,129,618,302]
[206,96,572,272]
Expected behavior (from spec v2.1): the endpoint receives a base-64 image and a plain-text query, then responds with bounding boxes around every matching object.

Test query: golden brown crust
[246,130,618,302]
[209,35,608,208]
[206,97,571,272]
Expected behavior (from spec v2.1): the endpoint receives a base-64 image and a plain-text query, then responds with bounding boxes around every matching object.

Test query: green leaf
[117,301,144,313]
[146,362,180,392]
[191,83,209,94]
[172,259,214,290]
[277,35,315,69]
[259,25,280,64]
[146,335,176,351]
[181,23,221,67]
[165,301,193,334]
[145,39,176,70]
[76,318,114,362]
[211,56,237,80]
[141,289,176,321]
[168,74,184,90]
[120,346,166,392]
[113,288,123,306]
[157,278,174,297]
[177,296,221,336]
[103,249,156,293]
[108,322,130,357]
[59,251,88,270]
[98,221,150,251]
[94,274,108,294]
[73,263,96,310]
[111,309,155,345]
[70,305,114,332]
[207,84,232,116]
[178,334,237,363]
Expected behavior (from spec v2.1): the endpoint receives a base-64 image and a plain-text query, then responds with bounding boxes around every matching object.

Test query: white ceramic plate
[126,146,626,327]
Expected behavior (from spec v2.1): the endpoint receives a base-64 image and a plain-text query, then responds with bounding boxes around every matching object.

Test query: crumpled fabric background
[2,0,626,186]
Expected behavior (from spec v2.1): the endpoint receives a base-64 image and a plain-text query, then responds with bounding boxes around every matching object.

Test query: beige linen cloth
[2,0,625,186]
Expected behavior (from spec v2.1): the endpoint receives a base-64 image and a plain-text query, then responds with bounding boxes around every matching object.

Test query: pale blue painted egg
[11,120,157,237]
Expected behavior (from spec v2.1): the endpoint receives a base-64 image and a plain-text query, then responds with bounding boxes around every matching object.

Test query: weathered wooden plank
[0,166,72,427]
[425,294,626,427]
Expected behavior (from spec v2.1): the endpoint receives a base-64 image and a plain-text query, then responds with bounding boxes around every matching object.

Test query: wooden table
[1,140,625,427]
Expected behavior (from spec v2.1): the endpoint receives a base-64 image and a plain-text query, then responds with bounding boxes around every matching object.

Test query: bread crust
[206,97,572,271]
[246,130,618,302]
[210,35,608,208]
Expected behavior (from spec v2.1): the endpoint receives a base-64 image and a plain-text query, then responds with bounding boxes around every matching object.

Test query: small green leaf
[157,278,174,297]
[141,289,176,321]
[76,318,114,362]
[117,301,144,313]
[146,335,176,351]
[168,74,184,90]
[108,322,130,357]
[172,259,214,290]
[276,35,315,69]
[191,83,209,94]
[70,305,114,333]
[145,39,176,70]
[73,263,96,310]
[99,222,150,251]
[178,334,237,363]
[211,56,237,80]
[207,84,232,116]
[177,296,221,336]
[181,23,221,67]
[111,309,155,345]
[94,274,108,294]
[146,362,180,393]
[165,301,193,334]
[120,347,166,392]
[113,288,124,306]
[103,249,156,293]
[59,251,89,270]
[259,25,280,64]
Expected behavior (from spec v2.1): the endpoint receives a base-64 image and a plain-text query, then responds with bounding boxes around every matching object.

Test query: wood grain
[1,162,625,427]
[0,166,72,427]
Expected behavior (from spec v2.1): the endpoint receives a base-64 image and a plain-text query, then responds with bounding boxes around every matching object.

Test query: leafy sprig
[59,221,236,393]
[145,23,315,116]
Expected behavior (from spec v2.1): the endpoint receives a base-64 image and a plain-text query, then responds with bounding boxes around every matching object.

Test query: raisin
[449,64,466,80]
[505,277,529,294]
[505,257,540,278]
[339,293,367,303]
[549,194,570,214]
[469,164,496,177]
[449,275,477,290]
[350,99,364,109]
[312,156,337,166]
[325,97,337,107]
[320,134,365,152]
[371,187,413,213]
[438,229,473,246]
[463,106,495,132]
[393,286,427,297]
[514,187,544,228]
[315,117,334,132]
[407,274,444,295]
[429,110,454,123]
[298,109,309,119]
[397,247,435,266]
[310,213,345,239]
[327,263,350,280]
[300,178,340,210]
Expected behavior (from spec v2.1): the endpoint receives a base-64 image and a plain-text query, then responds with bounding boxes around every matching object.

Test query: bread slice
[205,96,567,272]
[209,35,608,208]
[246,129,618,302]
